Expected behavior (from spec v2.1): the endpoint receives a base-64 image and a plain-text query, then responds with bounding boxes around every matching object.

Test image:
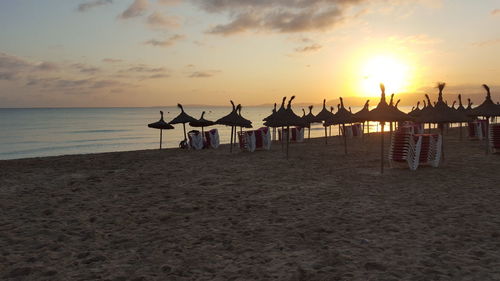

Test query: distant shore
[1,128,499,280]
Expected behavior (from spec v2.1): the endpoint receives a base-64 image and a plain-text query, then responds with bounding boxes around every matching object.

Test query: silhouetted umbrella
[148,111,174,149]
[468,84,500,153]
[303,105,318,140]
[468,85,500,117]
[455,94,468,139]
[189,111,215,137]
[216,101,247,153]
[314,99,335,144]
[324,97,357,154]
[169,104,197,142]
[263,103,277,122]
[409,101,422,117]
[416,83,466,124]
[365,83,411,174]
[236,105,253,128]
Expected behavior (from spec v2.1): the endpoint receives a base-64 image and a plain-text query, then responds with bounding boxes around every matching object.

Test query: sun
[360,55,410,97]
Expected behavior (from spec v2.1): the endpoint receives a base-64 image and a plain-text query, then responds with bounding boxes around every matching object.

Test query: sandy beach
[1,128,500,280]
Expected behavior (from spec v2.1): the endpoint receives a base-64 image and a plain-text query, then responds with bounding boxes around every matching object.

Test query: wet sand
[1,128,500,280]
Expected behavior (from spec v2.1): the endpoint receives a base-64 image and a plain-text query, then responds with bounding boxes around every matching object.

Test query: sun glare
[360,55,410,97]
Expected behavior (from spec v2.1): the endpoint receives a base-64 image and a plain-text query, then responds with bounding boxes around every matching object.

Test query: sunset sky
[0,0,499,107]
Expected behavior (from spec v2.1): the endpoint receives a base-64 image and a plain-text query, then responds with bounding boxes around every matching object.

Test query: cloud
[195,0,362,35]
[36,62,59,71]
[102,58,123,63]
[492,9,500,16]
[188,70,220,78]
[157,0,181,5]
[120,0,149,19]
[146,11,180,28]
[472,38,500,47]
[144,34,185,47]
[124,65,167,72]
[295,43,322,53]
[71,63,100,74]
[78,0,113,12]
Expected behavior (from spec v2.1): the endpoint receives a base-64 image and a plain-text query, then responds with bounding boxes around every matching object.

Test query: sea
[0,106,411,160]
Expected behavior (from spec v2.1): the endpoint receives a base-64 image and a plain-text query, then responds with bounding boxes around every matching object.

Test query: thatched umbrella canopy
[455,94,469,140]
[408,101,422,117]
[236,105,253,128]
[216,101,239,152]
[324,97,357,154]
[302,105,318,140]
[354,100,370,121]
[263,103,277,122]
[189,111,215,136]
[148,111,174,149]
[468,85,500,117]
[468,84,500,154]
[417,83,468,124]
[314,99,335,144]
[169,104,197,142]
[365,83,412,174]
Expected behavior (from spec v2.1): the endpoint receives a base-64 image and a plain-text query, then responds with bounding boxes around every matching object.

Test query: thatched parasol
[324,97,357,154]
[365,83,412,174]
[216,101,239,152]
[263,103,277,122]
[408,101,421,117]
[416,83,466,124]
[455,94,468,140]
[468,84,500,153]
[169,104,197,142]
[237,105,253,129]
[303,105,318,140]
[148,111,174,149]
[189,111,215,137]
[314,99,335,144]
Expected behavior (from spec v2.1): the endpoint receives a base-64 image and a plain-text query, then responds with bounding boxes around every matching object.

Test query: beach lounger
[238,131,256,152]
[389,131,421,171]
[278,127,305,143]
[468,121,484,140]
[204,129,220,149]
[188,130,204,150]
[414,133,442,167]
[489,123,500,153]
[255,127,271,150]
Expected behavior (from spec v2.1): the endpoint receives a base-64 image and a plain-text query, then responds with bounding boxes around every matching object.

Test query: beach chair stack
[468,120,486,140]
[398,122,423,134]
[415,134,442,167]
[389,131,421,171]
[389,131,442,170]
[489,124,500,153]
[238,127,272,152]
[204,129,220,149]
[188,130,204,150]
[278,127,305,143]
[352,123,363,137]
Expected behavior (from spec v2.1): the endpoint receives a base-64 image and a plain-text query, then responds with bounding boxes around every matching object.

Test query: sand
[1,128,500,280]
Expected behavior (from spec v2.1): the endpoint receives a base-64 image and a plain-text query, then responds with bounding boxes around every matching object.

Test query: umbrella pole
[308,125,311,141]
[281,127,285,151]
[286,126,290,159]
[486,118,490,155]
[343,123,347,155]
[381,122,385,174]
[324,125,328,145]
[440,125,445,161]
[367,121,370,136]
[459,123,463,140]
[183,123,187,141]
[160,129,163,149]
[230,126,234,153]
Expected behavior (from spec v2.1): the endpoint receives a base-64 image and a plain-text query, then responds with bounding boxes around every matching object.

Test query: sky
[0,0,499,107]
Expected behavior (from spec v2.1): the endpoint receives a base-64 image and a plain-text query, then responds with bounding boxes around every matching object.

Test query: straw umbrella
[455,94,468,139]
[189,111,215,137]
[468,84,500,154]
[416,83,469,160]
[324,97,357,155]
[303,105,318,140]
[354,100,371,138]
[315,99,336,144]
[264,97,288,150]
[216,101,239,152]
[169,104,197,143]
[365,83,412,174]
[148,111,174,149]
[263,103,278,141]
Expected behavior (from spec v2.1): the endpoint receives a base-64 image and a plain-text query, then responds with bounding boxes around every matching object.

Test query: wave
[69,129,131,134]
